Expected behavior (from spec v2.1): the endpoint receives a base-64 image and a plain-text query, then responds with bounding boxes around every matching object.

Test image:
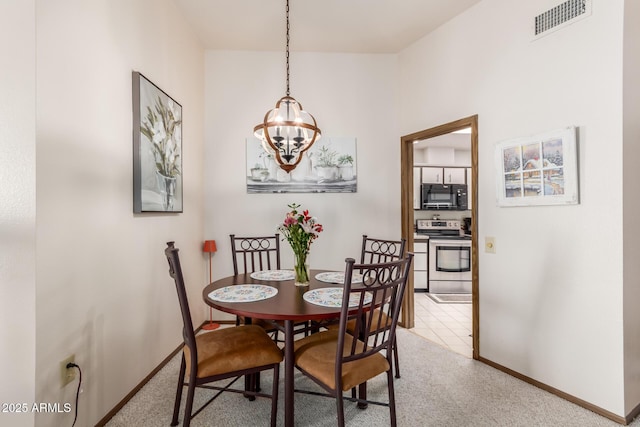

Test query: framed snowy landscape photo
[495,126,579,207]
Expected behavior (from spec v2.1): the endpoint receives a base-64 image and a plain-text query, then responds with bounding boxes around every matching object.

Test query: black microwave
[421,184,468,211]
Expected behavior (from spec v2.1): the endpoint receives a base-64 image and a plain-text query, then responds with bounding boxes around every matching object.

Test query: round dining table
[203,269,353,427]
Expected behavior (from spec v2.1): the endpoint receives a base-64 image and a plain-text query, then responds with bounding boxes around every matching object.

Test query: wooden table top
[203,269,361,322]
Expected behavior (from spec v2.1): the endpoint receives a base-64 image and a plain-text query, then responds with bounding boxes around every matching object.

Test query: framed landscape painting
[132,71,183,213]
[495,126,579,207]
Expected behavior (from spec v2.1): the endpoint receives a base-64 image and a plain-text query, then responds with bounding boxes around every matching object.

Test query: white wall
[204,51,399,307]
[0,1,36,426]
[400,0,627,417]
[35,1,204,425]
[7,0,636,423]
[414,133,472,166]
[623,0,640,415]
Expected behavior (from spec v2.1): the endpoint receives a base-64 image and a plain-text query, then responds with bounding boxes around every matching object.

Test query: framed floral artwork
[495,126,579,207]
[133,71,183,213]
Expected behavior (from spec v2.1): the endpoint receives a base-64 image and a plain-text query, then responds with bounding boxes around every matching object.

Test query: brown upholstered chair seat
[185,325,283,379]
[237,316,275,330]
[239,317,308,341]
[294,329,389,392]
[327,308,391,335]
[354,308,390,332]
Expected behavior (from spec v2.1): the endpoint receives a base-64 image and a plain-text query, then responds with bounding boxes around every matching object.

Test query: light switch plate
[485,237,496,254]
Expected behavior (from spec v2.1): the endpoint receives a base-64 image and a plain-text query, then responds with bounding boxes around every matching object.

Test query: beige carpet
[106,328,634,426]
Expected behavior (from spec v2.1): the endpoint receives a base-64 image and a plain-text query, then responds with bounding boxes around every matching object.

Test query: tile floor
[411,292,473,358]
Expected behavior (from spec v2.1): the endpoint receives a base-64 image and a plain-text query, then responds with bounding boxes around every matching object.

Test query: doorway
[400,115,479,360]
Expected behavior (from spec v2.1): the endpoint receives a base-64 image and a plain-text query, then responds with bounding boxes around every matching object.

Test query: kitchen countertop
[413,233,472,241]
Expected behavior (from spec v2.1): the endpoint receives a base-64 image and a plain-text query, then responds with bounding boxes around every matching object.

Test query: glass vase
[293,250,310,286]
[156,171,177,211]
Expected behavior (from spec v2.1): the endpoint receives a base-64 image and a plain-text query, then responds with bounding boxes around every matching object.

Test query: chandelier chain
[253,0,321,174]
[285,0,290,96]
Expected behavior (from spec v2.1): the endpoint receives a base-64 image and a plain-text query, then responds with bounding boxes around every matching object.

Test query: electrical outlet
[60,355,76,388]
[485,236,496,254]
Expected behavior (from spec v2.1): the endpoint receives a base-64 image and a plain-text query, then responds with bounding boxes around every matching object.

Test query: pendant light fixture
[253,0,321,173]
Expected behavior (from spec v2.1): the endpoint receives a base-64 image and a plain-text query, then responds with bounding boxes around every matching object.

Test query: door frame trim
[400,114,479,359]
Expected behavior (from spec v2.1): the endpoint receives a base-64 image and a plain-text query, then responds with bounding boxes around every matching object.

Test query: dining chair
[230,234,281,275]
[164,242,283,427]
[293,254,413,427]
[229,233,283,330]
[229,233,309,342]
[359,235,406,378]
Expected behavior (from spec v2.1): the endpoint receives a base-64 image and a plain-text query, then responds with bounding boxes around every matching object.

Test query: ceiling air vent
[533,0,592,40]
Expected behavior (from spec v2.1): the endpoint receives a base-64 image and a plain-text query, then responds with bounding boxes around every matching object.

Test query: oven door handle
[423,202,453,208]
[436,266,471,273]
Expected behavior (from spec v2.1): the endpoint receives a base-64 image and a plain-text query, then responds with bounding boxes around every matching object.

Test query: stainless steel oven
[415,219,472,294]
[428,239,471,293]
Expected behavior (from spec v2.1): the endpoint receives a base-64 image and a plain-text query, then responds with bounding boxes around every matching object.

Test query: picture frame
[132,71,183,213]
[495,126,579,207]
[246,136,357,193]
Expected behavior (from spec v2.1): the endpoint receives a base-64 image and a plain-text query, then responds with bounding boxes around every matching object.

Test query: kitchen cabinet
[466,167,473,210]
[420,167,442,184]
[444,167,466,184]
[420,166,466,185]
[413,167,421,209]
[413,240,428,291]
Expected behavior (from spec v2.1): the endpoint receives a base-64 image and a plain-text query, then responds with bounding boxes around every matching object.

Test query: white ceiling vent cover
[533,0,592,40]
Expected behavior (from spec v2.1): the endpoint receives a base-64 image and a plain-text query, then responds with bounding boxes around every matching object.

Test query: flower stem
[294,250,309,284]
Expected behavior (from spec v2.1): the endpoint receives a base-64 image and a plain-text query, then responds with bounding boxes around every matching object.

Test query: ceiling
[414,131,471,150]
[173,0,481,53]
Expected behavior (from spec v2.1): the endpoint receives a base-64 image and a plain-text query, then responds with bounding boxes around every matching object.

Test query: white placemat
[303,287,372,308]
[250,270,296,281]
[208,284,278,303]
[314,271,363,284]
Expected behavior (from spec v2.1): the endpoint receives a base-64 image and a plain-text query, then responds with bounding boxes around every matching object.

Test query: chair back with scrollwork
[360,235,406,265]
[230,234,281,275]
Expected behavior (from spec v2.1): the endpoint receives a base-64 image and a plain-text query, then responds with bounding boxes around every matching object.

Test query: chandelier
[253,0,321,173]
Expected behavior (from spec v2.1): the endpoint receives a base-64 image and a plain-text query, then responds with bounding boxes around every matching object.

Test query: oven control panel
[416,219,460,231]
